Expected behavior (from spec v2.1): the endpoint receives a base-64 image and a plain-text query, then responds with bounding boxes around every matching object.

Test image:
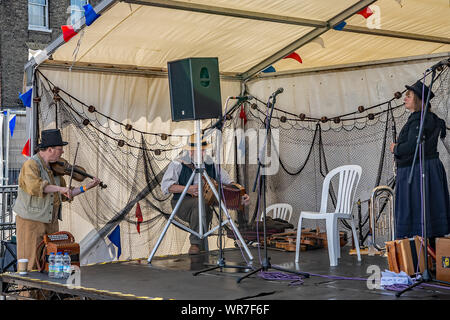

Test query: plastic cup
[17,259,29,275]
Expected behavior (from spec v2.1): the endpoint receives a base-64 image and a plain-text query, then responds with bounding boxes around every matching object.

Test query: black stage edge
[2,247,450,301]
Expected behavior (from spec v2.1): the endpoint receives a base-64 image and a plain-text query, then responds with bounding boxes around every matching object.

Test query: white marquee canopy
[27,0,450,79]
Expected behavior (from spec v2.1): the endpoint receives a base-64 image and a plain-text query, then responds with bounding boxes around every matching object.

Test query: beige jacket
[13,154,67,223]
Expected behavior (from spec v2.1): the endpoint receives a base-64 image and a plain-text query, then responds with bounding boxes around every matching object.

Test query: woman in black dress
[390,80,449,242]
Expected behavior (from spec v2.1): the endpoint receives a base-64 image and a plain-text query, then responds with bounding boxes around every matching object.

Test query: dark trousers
[171,197,213,246]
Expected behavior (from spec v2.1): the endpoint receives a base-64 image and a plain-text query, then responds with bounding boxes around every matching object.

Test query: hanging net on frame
[33,65,449,260]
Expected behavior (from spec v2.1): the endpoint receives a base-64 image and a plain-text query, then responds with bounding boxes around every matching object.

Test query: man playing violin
[161,134,250,255]
[13,129,100,273]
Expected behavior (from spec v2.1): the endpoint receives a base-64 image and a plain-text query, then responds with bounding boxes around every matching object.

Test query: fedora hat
[38,129,68,148]
[183,134,211,151]
[405,80,435,101]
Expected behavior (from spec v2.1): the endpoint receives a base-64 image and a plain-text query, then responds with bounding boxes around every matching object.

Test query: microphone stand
[237,93,310,283]
[389,102,397,181]
[194,97,253,275]
[396,68,450,297]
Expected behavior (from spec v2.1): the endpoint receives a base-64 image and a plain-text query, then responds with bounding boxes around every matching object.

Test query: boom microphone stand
[194,97,254,275]
[237,88,310,283]
[396,61,450,297]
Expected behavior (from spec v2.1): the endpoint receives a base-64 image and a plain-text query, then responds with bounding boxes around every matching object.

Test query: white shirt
[160,152,233,195]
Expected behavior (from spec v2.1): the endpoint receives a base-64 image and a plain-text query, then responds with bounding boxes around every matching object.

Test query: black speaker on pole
[168,57,222,122]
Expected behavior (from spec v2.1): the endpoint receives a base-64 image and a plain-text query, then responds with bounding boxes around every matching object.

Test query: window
[28,0,49,30]
[70,0,89,26]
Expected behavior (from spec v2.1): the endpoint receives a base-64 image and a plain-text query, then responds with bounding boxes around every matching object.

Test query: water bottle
[55,252,64,279]
[63,252,72,278]
[48,252,56,278]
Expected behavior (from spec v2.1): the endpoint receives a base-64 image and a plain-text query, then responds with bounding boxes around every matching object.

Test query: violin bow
[68,142,80,201]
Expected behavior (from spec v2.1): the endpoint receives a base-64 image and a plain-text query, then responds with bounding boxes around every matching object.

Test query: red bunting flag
[283,52,302,64]
[357,7,373,19]
[239,105,247,124]
[61,25,78,42]
[22,139,31,157]
[136,202,143,234]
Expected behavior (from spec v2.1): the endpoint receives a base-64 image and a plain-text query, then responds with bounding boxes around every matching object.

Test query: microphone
[270,87,284,97]
[427,58,450,71]
[229,95,254,101]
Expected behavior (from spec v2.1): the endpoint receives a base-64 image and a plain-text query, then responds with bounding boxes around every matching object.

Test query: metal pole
[0,113,4,186]
[202,172,253,260]
[195,120,205,240]
[26,65,37,156]
[147,171,196,263]
[4,110,10,186]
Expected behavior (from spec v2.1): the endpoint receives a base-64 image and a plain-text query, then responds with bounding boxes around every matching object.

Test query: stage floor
[2,246,450,300]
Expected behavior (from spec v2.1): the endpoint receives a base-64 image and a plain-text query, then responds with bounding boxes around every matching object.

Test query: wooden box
[385,237,429,276]
[267,229,347,252]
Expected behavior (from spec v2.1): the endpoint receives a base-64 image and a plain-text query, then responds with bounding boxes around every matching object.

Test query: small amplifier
[436,237,450,282]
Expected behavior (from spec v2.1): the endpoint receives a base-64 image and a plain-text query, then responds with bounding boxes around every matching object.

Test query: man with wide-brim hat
[183,133,211,152]
[37,128,69,148]
[13,129,101,284]
[161,134,250,254]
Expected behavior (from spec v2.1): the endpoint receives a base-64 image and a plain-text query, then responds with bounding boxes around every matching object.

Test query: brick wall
[0,1,100,173]
[0,0,101,109]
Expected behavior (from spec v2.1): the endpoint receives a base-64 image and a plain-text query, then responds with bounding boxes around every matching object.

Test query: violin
[50,158,107,189]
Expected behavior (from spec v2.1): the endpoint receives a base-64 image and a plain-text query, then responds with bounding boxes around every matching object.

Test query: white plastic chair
[260,203,293,223]
[295,165,362,266]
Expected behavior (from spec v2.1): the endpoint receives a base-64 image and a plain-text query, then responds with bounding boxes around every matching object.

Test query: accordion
[203,177,246,212]
[385,236,431,276]
[181,162,246,212]
[36,231,80,272]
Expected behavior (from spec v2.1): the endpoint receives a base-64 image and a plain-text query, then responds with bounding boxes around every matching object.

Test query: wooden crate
[267,228,347,252]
